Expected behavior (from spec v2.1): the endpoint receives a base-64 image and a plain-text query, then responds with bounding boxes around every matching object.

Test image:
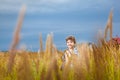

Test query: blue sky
[0,0,120,51]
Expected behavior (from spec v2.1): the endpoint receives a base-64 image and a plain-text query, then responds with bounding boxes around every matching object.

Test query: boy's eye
[67,41,73,44]
[67,40,74,44]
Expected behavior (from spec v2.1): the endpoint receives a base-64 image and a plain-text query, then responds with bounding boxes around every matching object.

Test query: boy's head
[65,36,76,49]
[66,36,76,44]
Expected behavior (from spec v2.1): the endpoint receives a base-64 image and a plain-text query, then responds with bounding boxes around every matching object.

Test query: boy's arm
[62,51,68,62]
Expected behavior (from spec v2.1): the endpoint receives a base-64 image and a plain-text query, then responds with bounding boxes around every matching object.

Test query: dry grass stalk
[104,9,113,41]
[46,57,60,80]
[77,43,92,79]
[45,33,53,57]
[35,33,43,74]
[39,33,43,53]
[77,43,91,70]
[36,54,40,74]
[7,5,26,73]
[45,58,54,80]
[52,44,58,58]
[92,40,117,80]
[17,52,34,80]
[92,44,103,80]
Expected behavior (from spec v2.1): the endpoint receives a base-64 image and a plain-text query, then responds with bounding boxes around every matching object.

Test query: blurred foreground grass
[0,6,119,80]
[0,38,120,80]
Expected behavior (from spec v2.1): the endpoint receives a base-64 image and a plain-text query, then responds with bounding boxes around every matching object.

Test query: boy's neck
[68,48,74,51]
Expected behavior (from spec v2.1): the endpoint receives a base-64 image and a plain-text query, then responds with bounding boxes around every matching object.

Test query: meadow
[0,6,120,80]
[0,34,120,80]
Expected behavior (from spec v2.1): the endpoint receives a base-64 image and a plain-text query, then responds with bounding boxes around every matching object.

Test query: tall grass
[7,5,26,73]
[0,7,120,80]
[1,38,120,80]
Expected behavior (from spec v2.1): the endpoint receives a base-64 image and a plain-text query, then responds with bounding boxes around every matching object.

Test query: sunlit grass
[0,5,119,80]
[0,37,120,80]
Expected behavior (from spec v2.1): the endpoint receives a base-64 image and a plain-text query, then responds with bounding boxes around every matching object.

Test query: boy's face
[66,40,75,49]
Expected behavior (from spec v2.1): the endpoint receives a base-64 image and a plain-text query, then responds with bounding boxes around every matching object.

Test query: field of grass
[0,6,120,80]
[0,36,120,80]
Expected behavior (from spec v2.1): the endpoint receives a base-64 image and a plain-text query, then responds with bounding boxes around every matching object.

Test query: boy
[61,35,79,70]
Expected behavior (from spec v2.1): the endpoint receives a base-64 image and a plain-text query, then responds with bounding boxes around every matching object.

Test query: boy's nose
[69,44,71,46]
